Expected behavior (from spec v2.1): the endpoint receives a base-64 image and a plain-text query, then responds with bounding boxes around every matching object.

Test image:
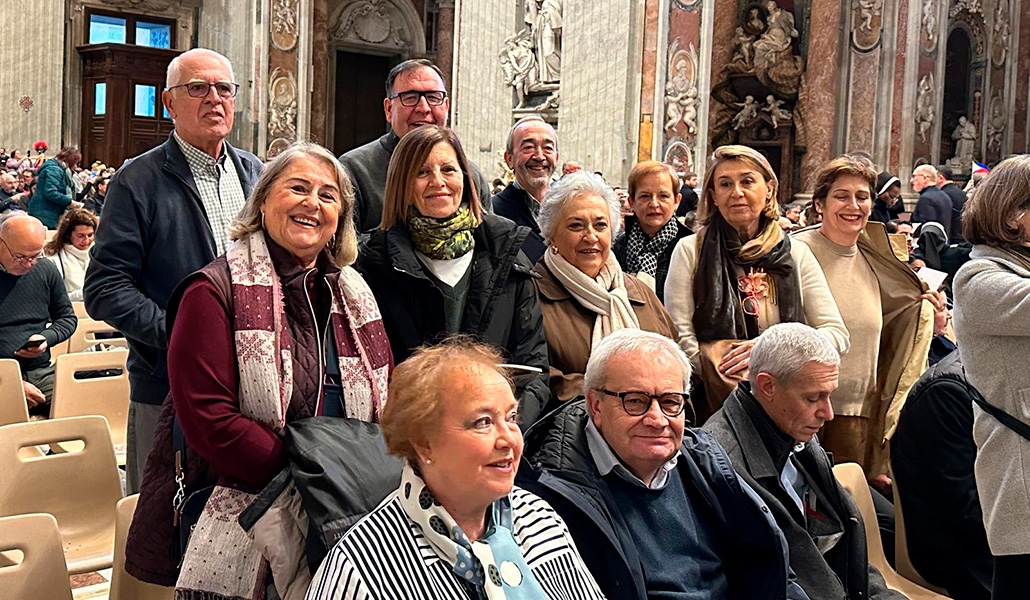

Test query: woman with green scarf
[356,125,550,427]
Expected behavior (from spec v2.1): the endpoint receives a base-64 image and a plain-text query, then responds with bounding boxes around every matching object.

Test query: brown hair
[381,336,513,465]
[811,154,877,206]
[628,160,680,201]
[962,154,1030,248]
[45,207,98,255]
[55,146,81,169]
[697,145,780,228]
[379,125,482,229]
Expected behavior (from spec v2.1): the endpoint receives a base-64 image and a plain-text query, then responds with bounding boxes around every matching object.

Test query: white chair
[0,513,74,600]
[67,317,127,354]
[51,349,130,447]
[110,495,174,600]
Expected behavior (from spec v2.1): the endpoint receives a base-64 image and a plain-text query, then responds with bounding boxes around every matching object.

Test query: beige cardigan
[663,233,850,371]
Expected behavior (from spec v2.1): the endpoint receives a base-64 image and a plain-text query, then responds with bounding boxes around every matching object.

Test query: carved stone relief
[271,0,299,51]
[267,67,298,157]
[663,141,695,181]
[991,0,1011,66]
[332,0,414,50]
[986,91,1005,151]
[915,73,935,143]
[663,38,699,142]
[852,0,884,51]
[726,1,804,97]
[952,11,987,56]
[500,0,563,112]
[920,0,938,52]
[949,0,981,17]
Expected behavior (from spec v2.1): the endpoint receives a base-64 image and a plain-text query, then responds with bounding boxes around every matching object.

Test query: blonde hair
[962,154,1030,248]
[379,125,482,229]
[628,161,680,202]
[227,142,358,267]
[381,336,512,465]
[698,145,782,261]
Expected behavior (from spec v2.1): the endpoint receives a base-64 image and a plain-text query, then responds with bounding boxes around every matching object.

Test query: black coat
[911,186,953,237]
[941,183,968,242]
[84,133,263,405]
[892,351,993,600]
[611,215,692,303]
[491,182,546,263]
[355,215,550,426]
[518,398,793,600]
[705,384,904,600]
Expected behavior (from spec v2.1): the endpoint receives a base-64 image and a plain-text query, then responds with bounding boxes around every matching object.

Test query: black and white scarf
[623,217,681,279]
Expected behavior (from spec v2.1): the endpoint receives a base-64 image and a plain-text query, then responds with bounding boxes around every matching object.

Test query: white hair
[913,164,939,179]
[583,329,692,395]
[538,170,622,242]
[165,48,235,89]
[748,323,841,387]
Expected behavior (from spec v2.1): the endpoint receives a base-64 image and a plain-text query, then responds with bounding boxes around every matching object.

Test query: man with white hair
[705,322,904,600]
[85,47,263,494]
[520,328,799,600]
[910,164,952,236]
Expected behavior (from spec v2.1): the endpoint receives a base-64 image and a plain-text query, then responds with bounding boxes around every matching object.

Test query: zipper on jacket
[302,269,331,416]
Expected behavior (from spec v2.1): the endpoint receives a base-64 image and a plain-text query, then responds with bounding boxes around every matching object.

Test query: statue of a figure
[762,95,792,129]
[500,30,537,108]
[730,26,755,68]
[525,0,563,84]
[664,58,696,135]
[732,95,760,130]
[915,74,935,143]
[856,0,883,32]
[950,116,977,163]
[753,1,798,71]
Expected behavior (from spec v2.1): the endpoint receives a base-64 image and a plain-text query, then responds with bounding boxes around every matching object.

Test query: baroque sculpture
[727,1,804,96]
[992,0,1011,66]
[663,39,699,141]
[986,93,1005,152]
[500,0,564,110]
[762,95,792,129]
[921,0,938,51]
[915,73,935,143]
[947,116,977,169]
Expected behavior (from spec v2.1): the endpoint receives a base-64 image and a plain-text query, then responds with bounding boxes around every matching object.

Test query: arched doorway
[326,0,426,155]
[940,28,973,161]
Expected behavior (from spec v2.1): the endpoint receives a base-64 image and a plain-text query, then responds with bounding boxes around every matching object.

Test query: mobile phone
[19,338,44,351]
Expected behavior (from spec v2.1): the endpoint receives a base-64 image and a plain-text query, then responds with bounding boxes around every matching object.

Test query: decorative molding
[271,0,299,51]
[915,73,935,143]
[330,0,417,51]
[950,0,982,18]
[499,0,563,111]
[662,38,699,142]
[920,0,938,52]
[851,0,884,51]
[986,91,1005,151]
[19,97,34,113]
[267,67,297,156]
[671,0,701,11]
[991,0,1011,66]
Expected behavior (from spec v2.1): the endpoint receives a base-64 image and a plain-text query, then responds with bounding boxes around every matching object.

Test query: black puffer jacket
[355,214,550,426]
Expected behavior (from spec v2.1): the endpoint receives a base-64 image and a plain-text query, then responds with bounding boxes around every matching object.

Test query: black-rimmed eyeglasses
[389,90,447,107]
[599,389,693,420]
[166,81,240,99]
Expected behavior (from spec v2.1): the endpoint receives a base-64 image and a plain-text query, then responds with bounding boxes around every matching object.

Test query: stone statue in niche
[500,29,536,108]
[727,2,804,96]
[753,1,797,70]
[855,0,883,32]
[731,27,755,68]
[663,39,700,141]
[991,0,1010,66]
[986,93,1005,151]
[915,73,935,143]
[947,116,977,168]
[921,0,938,51]
[762,95,792,129]
[524,0,563,84]
[732,95,761,130]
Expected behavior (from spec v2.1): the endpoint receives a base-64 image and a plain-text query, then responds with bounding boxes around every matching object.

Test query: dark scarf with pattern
[693,213,805,341]
[623,217,681,278]
[407,203,478,260]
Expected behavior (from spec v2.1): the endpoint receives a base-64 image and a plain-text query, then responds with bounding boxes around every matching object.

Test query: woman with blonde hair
[44,207,98,301]
[664,145,848,420]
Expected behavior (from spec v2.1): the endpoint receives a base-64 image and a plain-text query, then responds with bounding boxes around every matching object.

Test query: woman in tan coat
[533,171,677,408]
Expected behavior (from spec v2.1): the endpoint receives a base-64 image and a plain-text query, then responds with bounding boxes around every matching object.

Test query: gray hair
[505,116,558,154]
[538,170,622,242]
[584,329,692,395]
[748,323,841,387]
[913,164,939,180]
[384,59,446,95]
[166,48,235,89]
[228,142,358,267]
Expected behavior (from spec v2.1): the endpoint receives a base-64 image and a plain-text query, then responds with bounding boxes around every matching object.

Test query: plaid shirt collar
[173,130,227,172]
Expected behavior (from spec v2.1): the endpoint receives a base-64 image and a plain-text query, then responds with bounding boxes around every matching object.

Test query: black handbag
[170,418,216,567]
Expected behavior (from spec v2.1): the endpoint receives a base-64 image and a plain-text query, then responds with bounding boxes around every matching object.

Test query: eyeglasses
[0,238,43,265]
[599,389,692,420]
[166,81,240,99]
[388,90,447,107]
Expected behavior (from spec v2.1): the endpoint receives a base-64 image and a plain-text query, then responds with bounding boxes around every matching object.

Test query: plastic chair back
[72,301,89,318]
[67,317,127,353]
[832,463,950,599]
[0,513,73,600]
[0,358,29,427]
[110,495,173,600]
[0,416,122,574]
[51,349,130,447]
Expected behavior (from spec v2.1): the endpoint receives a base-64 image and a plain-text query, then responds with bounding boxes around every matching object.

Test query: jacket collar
[383,215,529,279]
[264,232,341,284]
[721,384,800,481]
[970,244,1030,275]
[380,131,401,154]
[532,259,648,304]
[160,131,255,202]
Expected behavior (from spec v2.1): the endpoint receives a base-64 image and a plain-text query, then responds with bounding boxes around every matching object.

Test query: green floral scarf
[407,203,478,260]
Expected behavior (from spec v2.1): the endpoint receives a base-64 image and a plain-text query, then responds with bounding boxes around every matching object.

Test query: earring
[425,458,432,465]
[549,244,559,254]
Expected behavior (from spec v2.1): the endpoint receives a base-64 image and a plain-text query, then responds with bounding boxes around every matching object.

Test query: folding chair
[0,416,123,574]
[0,513,74,600]
[832,463,950,599]
[51,349,130,447]
[110,495,173,600]
[67,317,127,354]
[0,358,29,427]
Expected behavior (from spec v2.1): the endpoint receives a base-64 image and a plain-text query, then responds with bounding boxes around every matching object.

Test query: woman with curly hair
[44,207,97,301]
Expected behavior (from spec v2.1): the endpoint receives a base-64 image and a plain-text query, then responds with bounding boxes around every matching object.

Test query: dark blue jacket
[518,398,794,600]
[492,183,546,263]
[911,186,953,237]
[84,133,263,405]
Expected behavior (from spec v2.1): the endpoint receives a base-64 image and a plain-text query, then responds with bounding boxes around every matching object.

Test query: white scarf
[544,248,640,350]
[50,244,90,302]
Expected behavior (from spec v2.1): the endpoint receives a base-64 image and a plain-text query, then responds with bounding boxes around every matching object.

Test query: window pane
[134,84,156,117]
[89,14,126,44]
[136,21,171,48]
[94,82,107,115]
[163,105,170,119]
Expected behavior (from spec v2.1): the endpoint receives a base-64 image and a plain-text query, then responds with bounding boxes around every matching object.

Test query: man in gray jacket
[339,59,491,233]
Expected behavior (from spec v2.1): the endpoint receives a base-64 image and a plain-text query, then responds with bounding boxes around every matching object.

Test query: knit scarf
[623,217,681,278]
[174,229,392,600]
[398,464,546,599]
[544,248,640,351]
[693,213,805,342]
[51,244,90,301]
[407,203,478,260]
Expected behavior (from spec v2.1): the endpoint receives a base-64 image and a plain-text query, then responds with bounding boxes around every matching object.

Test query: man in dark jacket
[892,350,993,599]
[520,329,802,600]
[338,59,491,233]
[675,171,699,217]
[492,116,559,263]
[84,48,263,494]
[937,166,967,242]
[910,164,952,236]
[705,323,904,600]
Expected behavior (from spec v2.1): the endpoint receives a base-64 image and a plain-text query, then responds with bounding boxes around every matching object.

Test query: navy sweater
[0,259,76,371]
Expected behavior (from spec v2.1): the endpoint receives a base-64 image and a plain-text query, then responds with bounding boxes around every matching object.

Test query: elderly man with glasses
[338,58,492,233]
[910,164,953,237]
[0,212,77,414]
[519,328,803,600]
[84,47,263,495]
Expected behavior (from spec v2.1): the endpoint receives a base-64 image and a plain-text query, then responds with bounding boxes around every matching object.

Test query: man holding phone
[0,212,77,412]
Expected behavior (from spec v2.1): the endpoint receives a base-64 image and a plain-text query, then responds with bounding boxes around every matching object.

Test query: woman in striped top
[307,338,606,600]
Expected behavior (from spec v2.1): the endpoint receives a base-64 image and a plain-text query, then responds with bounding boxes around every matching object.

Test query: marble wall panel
[798,0,844,192]
[1014,1,1030,152]
[311,0,330,147]
[199,0,260,153]
[637,0,661,161]
[889,0,911,171]
[660,1,704,174]
[845,52,881,155]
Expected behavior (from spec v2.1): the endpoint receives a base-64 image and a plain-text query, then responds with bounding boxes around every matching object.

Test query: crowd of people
[1,46,1026,600]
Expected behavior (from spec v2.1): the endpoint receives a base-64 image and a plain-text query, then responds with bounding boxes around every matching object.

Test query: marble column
[636,0,661,162]
[659,0,707,177]
[797,0,844,193]
[310,0,330,146]
[437,0,456,95]
[260,0,314,158]
[1014,0,1029,153]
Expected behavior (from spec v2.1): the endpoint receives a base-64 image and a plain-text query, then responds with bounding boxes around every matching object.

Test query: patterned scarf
[174,229,392,600]
[407,203,478,260]
[398,464,547,600]
[544,248,640,351]
[623,217,681,278]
